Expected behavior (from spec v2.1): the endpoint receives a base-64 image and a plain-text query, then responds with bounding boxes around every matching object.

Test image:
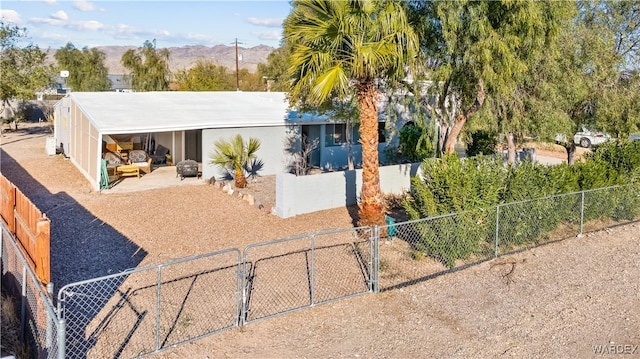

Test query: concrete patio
[101,165,206,194]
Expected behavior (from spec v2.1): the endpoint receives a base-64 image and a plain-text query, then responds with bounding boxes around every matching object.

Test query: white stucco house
[53,91,416,191]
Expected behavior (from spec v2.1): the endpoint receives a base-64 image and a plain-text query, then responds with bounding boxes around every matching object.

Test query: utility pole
[233,38,243,91]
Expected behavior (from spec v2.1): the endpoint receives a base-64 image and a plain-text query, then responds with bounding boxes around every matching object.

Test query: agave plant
[209,134,261,188]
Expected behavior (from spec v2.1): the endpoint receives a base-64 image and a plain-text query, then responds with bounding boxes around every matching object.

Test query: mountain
[47,44,276,75]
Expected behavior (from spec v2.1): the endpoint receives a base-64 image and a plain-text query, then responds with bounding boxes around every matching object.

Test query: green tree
[54,43,111,91]
[0,22,52,125]
[284,0,419,227]
[174,60,233,91]
[209,134,261,188]
[257,44,292,92]
[121,40,170,91]
[408,1,571,156]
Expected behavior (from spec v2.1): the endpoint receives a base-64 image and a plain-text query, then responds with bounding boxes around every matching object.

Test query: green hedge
[404,142,640,267]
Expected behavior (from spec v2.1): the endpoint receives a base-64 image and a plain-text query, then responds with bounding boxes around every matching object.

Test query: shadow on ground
[0,147,147,358]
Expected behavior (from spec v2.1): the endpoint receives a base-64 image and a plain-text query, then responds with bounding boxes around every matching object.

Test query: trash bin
[385,215,397,237]
[521,147,537,162]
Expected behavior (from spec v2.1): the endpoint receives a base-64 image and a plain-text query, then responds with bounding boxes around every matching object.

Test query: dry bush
[1,293,30,359]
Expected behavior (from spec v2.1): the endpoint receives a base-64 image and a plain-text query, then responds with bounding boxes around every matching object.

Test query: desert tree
[54,43,111,91]
[121,40,170,91]
[0,22,52,129]
[408,0,571,158]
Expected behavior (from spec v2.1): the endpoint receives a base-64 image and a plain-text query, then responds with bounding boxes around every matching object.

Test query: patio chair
[150,144,170,164]
[103,151,123,176]
[128,150,152,174]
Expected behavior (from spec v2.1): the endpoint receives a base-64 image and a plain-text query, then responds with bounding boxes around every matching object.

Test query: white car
[573,127,611,148]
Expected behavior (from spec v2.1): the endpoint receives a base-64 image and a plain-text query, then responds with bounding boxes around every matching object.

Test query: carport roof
[68,91,292,134]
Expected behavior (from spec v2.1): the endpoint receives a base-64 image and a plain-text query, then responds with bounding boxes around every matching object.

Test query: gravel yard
[1,123,638,358]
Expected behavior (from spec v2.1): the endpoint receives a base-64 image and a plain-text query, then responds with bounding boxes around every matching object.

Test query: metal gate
[57,249,242,358]
[242,227,373,323]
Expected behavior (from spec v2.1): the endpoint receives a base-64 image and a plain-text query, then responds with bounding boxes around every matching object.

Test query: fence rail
[1,184,638,358]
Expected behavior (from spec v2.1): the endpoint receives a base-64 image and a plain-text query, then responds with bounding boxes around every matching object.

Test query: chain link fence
[1,226,59,359]
[377,185,640,291]
[3,185,638,358]
[57,249,241,358]
[242,227,372,323]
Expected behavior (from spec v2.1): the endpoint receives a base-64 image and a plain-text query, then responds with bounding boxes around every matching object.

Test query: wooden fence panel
[0,175,16,232]
[12,185,51,284]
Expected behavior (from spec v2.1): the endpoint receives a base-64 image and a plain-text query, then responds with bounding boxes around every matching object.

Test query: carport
[53,91,293,191]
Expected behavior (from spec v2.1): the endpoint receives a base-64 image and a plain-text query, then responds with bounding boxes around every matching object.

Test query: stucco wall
[275,162,421,218]
[201,126,296,181]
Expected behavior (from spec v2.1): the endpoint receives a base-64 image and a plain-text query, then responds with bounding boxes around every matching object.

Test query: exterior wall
[275,162,421,218]
[54,97,71,156]
[65,98,101,191]
[201,126,296,181]
[152,131,176,160]
[298,124,395,171]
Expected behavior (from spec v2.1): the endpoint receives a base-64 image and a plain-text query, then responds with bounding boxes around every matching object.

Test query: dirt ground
[1,123,638,358]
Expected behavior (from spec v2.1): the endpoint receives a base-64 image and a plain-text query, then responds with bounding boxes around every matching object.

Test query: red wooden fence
[0,174,50,284]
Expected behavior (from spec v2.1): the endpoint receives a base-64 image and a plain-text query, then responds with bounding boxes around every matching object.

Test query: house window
[325,123,346,147]
[325,123,361,146]
[325,122,385,146]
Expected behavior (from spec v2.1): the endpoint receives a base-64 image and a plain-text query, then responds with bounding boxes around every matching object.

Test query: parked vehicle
[573,126,611,148]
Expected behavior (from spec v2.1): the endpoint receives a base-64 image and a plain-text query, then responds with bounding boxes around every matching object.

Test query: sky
[1,0,292,49]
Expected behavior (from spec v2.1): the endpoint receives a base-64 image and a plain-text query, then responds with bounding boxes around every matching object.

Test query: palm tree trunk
[356,81,385,227]
[235,167,247,188]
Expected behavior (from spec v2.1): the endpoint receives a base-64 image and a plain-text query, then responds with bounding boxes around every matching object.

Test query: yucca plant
[209,134,261,188]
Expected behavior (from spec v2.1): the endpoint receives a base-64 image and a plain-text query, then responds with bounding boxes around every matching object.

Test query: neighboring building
[107,75,133,92]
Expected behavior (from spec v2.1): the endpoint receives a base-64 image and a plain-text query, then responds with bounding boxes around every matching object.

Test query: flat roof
[68,91,292,134]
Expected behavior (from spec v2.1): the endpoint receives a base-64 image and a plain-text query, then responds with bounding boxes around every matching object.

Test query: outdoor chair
[103,151,123,176]
[128,150,152,174]
[150,144,170,164]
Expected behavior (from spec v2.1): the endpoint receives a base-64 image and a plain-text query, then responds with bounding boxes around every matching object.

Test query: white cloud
[0,9,22,24]
[43,0,57,5]
[74,1,95,12]
[253,30,282,41]
[73,20,105,31]
[247,17,283,27]
[51,10,68,21]
[30,16,65,26]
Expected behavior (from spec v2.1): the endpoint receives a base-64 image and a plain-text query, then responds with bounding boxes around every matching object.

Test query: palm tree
[209,135,261,188]
[284,0,419,227]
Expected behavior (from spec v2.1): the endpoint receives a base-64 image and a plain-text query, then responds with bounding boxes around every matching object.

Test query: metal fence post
[155,266,162,352]
[46,282,54,348]
[580,191,585,235]
[20,265,27,343]
[495,205,500,257]
[240,251,248,326]
[310,234,316,305]
[372,226,380,293]
[57,318,66,359]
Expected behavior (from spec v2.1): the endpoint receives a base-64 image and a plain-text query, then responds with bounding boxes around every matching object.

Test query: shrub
[404,142,640,268]
[466,130,497,157]
[398,122,435,162]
